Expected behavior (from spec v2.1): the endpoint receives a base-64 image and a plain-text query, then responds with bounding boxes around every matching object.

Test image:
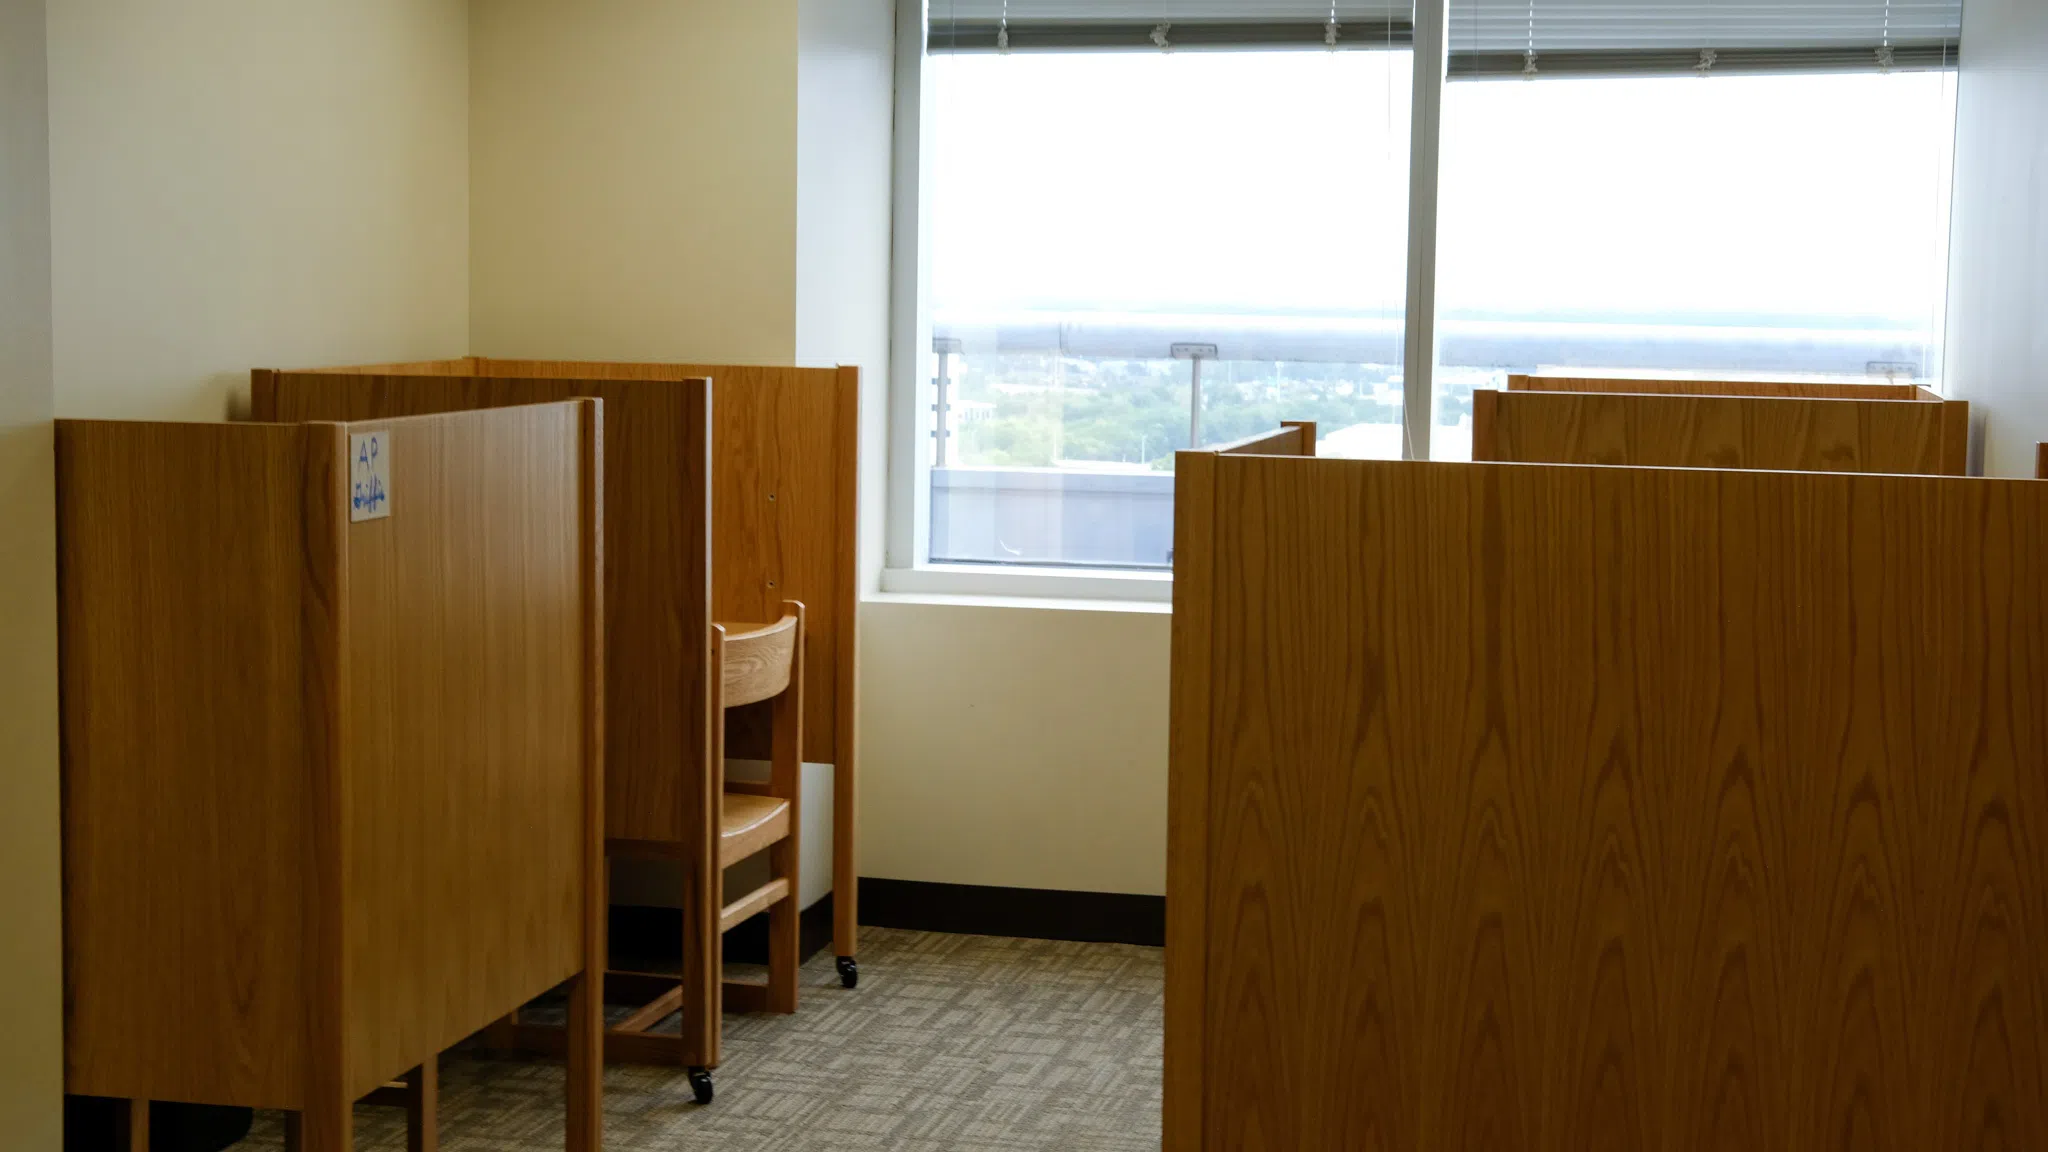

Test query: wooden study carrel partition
[251,358,861,1079]
[1206,419,1316,458]
[1504,371,1940,399]
[1474,377,1970,474]
[58,404,605,1152]
[1169,449,2048,1149]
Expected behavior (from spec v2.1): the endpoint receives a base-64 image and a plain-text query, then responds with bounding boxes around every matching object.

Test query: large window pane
[928,48,1412,567]
[1433,71,1957,460]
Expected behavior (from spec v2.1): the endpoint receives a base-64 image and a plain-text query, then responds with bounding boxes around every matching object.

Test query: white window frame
[885,0,1451,603]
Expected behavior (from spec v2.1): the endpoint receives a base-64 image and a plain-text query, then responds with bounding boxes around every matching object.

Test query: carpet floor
[231,927,1163,1151]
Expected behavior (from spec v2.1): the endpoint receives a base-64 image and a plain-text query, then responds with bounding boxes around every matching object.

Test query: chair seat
[720,792,791,866]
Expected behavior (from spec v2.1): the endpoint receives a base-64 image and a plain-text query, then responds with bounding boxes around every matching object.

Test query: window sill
[872,563,1172,613]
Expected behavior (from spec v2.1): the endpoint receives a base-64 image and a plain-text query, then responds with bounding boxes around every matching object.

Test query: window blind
[927,1,1416,52]
[1449,0,1963,77]
[927,0,1964,75]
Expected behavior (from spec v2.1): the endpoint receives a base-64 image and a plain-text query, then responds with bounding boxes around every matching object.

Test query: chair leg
[481,1006,520,1051]
[767,839,800,1014]
[565,969,603,1151]
[115,1098,148,1152]
[405,1059,438,1152]
[286,1100,351,1152]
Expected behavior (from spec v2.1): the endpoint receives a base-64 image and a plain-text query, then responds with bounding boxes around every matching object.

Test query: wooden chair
[606,601,806,1104]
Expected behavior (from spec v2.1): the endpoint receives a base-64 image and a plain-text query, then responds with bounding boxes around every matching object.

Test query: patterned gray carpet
[232,928,1163,1151]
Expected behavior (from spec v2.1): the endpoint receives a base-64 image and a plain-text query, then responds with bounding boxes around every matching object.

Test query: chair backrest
[719,614,800,710]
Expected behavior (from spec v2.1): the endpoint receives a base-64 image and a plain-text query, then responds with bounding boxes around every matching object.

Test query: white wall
[47,0,471,421]
[470,0,801,364]
[860,600,1171,895]
[798,0,896,593]
[0,0,61,1142]
[1944,0,2048,476]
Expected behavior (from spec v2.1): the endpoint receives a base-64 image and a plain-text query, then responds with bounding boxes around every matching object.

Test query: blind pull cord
[1696,0,1717,76]
[1522,0,1538,78]
[1152,21,1172,50]
[997,0,1009,53]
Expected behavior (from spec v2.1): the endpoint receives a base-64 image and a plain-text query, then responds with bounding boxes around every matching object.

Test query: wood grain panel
[1212,424,1311,457]
[831,365,861,958]
[300,423,351,1144]
[1506,373,1931,399]
[566,398,606,1152]
[255,374,713,846]
[306,358,481,377]
[473,359,854,769]
[1165,451,1218,1151]
[1473,390,1968,475]
[57,420,326,1109]
[259,359,860,958]
[1171,455,2048,1150]
[341,404,594,1097]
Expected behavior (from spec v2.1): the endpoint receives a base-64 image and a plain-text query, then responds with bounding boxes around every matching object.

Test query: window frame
[887,0,1447,598]
[884,0,1952,601]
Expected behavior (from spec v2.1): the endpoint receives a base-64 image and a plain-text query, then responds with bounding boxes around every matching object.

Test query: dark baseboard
[611,879,1164,964]
[858,878,1164,947]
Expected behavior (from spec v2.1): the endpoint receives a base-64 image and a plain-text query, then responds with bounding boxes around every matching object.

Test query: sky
[928,50,1957,329]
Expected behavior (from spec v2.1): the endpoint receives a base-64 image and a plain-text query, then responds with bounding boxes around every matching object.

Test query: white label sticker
[349,430,392,522]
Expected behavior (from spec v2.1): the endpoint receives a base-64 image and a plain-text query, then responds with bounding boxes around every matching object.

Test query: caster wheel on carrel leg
[837,956,859,989]
[688,1067,714,1106]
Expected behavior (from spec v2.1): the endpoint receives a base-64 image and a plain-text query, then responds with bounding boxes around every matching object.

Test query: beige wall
[47,0,471,421]
[1945,0,2048,476]
[797,0,896,592]
[472,0,898,908]
[859,600,1171,895]
[470,0,801,364]
[0,0,61,1142]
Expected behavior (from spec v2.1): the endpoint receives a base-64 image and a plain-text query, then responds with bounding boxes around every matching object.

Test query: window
[896,0,1964,580]
[1432,70,1958,460]
[1428,0,1962,460]
[925,45,1414,568]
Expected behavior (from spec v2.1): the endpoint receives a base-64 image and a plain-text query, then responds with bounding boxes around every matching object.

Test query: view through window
[1432,69,1958,460]
[928,48,1414,568]
[924,51,1957,564]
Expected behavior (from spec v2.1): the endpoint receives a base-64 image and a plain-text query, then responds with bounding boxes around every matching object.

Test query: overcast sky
[929,51,1956,328]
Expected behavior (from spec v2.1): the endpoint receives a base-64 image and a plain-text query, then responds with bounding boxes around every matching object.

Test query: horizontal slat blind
[928,1,1415,51]
[929,0,1964,74]
[1449,0,1963,77]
